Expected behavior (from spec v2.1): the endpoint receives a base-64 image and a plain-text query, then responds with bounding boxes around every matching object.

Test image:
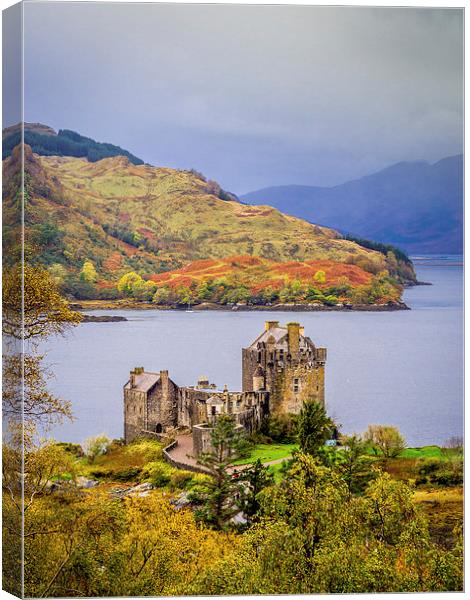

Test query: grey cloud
[22,2,463,193]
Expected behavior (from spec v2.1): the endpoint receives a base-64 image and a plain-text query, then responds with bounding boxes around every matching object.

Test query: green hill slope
[3,144,415,299]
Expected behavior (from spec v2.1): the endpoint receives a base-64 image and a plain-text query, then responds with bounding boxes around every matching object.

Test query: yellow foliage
[80,259,98,283]
[2,264,82,340]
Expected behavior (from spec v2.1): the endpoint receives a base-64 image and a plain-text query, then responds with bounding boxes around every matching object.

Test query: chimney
[287,322,300,360]
[160,370,169,402]
[300,326,305,336]
[265,320,279,331]
[130,370,136,389]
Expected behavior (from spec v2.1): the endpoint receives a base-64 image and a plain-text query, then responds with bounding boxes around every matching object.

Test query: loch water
[43,257,463,447]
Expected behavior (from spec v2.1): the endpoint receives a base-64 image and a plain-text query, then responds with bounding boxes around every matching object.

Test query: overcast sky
[17,2,464,194]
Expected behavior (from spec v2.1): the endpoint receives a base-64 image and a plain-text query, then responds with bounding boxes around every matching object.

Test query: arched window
[155,423,163,433]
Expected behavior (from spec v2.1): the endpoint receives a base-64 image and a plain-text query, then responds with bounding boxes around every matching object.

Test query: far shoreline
[71,277,438,319]
[74,299,411,318]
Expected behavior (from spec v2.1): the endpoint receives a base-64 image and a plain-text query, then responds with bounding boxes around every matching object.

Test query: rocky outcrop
[81,314,128,322]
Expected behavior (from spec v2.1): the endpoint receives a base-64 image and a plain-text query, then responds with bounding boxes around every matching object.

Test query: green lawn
[399,446,445,459]
[233,443,298,466]
[398,446,462,460]
[234,443,459,469]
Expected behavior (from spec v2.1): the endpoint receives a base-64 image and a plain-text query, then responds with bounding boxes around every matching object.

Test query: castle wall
[124,388,148,444]
[192,424,213,456]
[192,422,245,457]
[146,374,179,432]
[242,347,258,392]
[270,362,325,414]
[178,388,211,427]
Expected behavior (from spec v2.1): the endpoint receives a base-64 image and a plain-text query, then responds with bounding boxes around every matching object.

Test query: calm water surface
[43,260,463,446]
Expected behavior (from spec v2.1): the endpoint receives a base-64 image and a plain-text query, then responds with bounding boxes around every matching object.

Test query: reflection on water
[43,260,463,447]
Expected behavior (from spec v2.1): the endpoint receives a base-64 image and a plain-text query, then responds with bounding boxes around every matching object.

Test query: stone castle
[124,321,326,455]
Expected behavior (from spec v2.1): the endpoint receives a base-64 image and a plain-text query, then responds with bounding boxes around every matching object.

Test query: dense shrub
[54,442,84,458]
[169,470,194,490]
[260,414,298,443]
[88,467,112,479]
[114,466,142,482]
[141,461,173,487]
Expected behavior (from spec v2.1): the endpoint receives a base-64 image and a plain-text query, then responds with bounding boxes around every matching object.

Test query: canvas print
[2,2,464,597]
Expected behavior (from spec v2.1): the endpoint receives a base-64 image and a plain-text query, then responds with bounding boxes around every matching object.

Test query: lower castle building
[124,321,326,455]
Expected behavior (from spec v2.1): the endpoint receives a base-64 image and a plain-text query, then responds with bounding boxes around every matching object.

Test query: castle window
[211,406,216,416]
[293,378,300,393]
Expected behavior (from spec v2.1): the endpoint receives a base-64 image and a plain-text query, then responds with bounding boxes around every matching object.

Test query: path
[166,434,202,470]
[165,434,292,473]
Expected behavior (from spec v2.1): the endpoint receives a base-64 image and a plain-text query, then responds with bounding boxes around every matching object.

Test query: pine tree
[296,400,334,456]
[237,458,274,525]
[195,415,249,530]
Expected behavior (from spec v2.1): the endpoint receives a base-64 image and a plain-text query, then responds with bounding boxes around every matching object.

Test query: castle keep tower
[242,321,326,414]
[123,321,326,446]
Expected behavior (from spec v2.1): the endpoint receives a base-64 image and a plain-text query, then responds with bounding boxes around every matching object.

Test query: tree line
[3,128,144,164]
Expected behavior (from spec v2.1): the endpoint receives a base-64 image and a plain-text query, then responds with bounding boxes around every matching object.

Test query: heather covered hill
[3,143,415,302]
[143,256,404,307]
[242,155,463,254]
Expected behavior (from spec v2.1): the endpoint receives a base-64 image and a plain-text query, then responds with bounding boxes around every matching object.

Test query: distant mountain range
[241,155,463,254]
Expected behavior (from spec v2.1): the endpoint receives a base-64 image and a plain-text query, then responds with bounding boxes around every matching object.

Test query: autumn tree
[83,434,111,464]
[47,263,68,289]
[175,285,193,305]
[191,454,463,594]
[117,271,143,296]
[132,278,157,302]
[80,259,98,283]
[2,264,81,437]
[3,263,82,341]
[3,353,73,438]
[364,424,406,459]
[152,286,171,305]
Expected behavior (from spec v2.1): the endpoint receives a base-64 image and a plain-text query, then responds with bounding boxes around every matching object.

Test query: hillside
[2,122,144,164]
[3,143,416,302]
[242,155,463,254]
[144,255,403,307]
